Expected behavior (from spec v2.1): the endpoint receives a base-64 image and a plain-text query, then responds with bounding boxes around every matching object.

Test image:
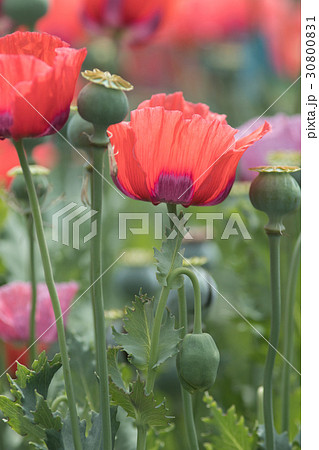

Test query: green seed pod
[176,333,220,394]
[3,0,48,29]
[78,83,129,129]
[249,166,301,234]
[10,171,49,211]
[67,112,94,150]
[77,69,133,131]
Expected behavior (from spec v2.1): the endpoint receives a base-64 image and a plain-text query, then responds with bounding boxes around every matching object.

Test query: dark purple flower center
[0,111,13,139]
[151,172,194,206]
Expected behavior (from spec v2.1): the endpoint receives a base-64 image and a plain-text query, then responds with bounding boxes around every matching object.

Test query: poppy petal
[0,32,86,139]
[109,121,150,201]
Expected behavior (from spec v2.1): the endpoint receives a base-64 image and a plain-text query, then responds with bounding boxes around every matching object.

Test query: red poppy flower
[0,31,86,140]
[109,92,271,206]
[83,0,172,45]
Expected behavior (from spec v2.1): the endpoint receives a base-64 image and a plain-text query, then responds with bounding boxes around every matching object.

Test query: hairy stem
[178,284,199,450]
[264,233,281,450]
[91,149,112,450]
[14,140,82,450]
[27,215,37,364]
[281,233,301,432]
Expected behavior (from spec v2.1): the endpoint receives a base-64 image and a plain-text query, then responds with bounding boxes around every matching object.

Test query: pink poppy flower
[0,281,78,343]
[237,113,300,181]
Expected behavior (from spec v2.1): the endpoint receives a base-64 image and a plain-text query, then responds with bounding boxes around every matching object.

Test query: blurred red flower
[0,139,20,188]
[3,341,48,374]
[0,281,78,372]
[256,0,301,79]
[37,0,87,45]
[0,31,86,140]
[83,0,172,45]
[0,139,59,188]
[109,92,270,206]
[157,0,251,45]
[32,140,60,169]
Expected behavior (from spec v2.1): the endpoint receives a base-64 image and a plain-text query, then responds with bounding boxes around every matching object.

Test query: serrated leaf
[0,396,46,445]
[202,393,257,450]
[107,347,127,391]
[113,294,181,371]
[0,352,63,448]
[8,352,62,420]
[109,377,171,428]
[33,392,62,431]
[154,220,185,288]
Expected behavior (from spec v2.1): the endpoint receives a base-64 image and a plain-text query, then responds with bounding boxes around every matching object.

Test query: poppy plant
[109,92,271,206]
[0,31,86,140]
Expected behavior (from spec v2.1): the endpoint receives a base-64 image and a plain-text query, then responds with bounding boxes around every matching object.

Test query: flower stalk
[90,147,113,450]
[177,283,199,450]
[14,140,82,450]
[281,233,301,432]
[264,232,281,450]
[27,214,37,364]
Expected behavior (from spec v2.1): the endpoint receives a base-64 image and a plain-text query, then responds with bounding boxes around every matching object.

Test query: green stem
[14,140,82,450]
[145,285,171,394]
[27,215,37,364]
[136,426,147,450]
[51,395,68,412]
[89,161,99,370]
[177,284,199,450]
[146,267,202,393]
[91,149,112,450]
[264,234,281,450]
[281,233,301,433]
[172,268,202,334]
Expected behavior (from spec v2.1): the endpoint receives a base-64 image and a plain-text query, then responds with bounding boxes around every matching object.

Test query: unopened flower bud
[67,111,94,151]
[176,333,220,394]
[9,166,49,212]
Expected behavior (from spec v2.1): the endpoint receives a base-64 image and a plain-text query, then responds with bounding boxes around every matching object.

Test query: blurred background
[0,0,301,448]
